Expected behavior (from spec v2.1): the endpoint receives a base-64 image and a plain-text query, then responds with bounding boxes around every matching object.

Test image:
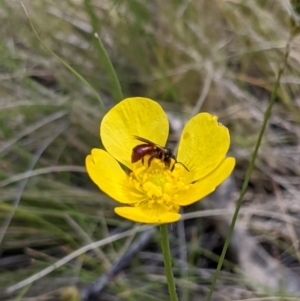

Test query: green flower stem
[160,224,179,301]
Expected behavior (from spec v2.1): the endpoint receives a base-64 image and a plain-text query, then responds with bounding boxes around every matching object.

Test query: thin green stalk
[13,285,30,301]
[20,2,105,108]
[94,33,123,101]
[84,0,123,102]
[206,32,295,301]
[160,224,179,301]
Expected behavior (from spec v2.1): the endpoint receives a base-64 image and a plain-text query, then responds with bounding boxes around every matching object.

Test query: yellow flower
[86,97,235,224]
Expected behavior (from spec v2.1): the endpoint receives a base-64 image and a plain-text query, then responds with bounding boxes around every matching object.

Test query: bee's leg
[148,154,156,167]
[171,157,179,171]
[170,160,175,171]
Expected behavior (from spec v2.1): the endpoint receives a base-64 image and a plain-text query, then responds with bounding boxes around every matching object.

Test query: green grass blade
[206,32,295,301]
[21,2,105,109]
[84,0,123,102]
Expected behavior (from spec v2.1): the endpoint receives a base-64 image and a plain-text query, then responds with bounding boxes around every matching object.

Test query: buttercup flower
[86,97,235,224]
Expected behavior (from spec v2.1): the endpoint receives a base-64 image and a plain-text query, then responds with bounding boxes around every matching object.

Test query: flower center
[127,157,190,212]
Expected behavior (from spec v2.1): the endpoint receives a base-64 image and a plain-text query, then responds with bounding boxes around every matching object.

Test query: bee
[131,136,189,171]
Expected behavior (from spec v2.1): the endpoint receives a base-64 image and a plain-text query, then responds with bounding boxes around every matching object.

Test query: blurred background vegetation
[1,0,300,300]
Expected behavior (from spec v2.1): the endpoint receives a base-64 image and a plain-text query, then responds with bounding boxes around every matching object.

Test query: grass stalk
[206,32,295,301]
[84,0,123,102]
[20,2,105,108]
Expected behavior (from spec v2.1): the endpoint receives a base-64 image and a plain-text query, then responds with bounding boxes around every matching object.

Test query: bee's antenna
[176,161,189,172]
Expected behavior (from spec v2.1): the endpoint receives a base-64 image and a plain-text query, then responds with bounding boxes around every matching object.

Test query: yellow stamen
[127,157,190,213]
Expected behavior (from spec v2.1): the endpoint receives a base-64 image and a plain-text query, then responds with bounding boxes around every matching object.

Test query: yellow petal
[101,97,169,169]
[114,206,181,224]
[85,148,136,204]
[177,113,230,182]
[175,157,235,206]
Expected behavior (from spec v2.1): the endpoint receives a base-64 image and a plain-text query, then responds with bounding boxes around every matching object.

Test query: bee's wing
[133,135,155,145]
[133,135,168,151]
